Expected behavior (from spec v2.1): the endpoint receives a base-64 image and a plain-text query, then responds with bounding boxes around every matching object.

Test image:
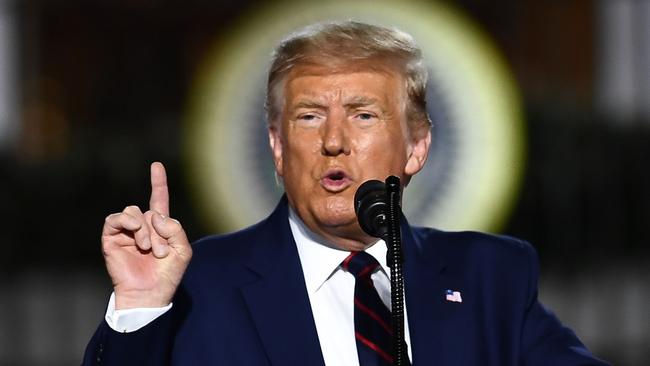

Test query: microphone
[354,179,388,238]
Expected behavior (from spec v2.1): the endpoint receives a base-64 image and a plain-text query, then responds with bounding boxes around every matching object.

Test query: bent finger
[123,205,144,218]
[103,212,141,235]
[120,206,152,250]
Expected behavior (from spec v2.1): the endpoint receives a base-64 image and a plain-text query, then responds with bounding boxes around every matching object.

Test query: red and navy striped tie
[342,251,410,366]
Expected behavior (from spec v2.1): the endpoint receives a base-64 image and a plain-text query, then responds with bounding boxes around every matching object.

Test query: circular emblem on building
[184,0,525,233]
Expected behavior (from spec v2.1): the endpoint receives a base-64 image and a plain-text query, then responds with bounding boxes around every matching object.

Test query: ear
[404,128,431,177]
[268,125,284,177]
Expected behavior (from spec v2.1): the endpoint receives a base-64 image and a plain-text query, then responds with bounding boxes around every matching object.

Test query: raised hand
[102,162,192,309]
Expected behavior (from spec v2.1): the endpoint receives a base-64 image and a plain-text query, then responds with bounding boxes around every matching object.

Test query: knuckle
[104,213,119,222]
[169,223,185,238]
[124,205,141,214]
[166,217,182,231]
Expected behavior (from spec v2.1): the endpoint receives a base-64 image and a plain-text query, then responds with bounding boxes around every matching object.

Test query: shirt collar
[288,206,389,295]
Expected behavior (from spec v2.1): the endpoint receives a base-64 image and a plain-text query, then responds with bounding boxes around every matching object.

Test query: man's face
[268,63,430,250]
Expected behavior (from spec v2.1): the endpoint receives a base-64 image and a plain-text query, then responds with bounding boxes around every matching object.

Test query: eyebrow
[343,96,378,108]
[290,100,328,111]
[289,95,380,111]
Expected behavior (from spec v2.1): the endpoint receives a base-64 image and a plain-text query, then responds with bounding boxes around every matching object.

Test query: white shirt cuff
[104,292,173,333]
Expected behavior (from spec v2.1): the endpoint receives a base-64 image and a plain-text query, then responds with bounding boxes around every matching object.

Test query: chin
[316,195,356,228]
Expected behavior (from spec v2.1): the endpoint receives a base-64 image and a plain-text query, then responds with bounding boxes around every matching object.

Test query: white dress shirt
[105,208,412,365]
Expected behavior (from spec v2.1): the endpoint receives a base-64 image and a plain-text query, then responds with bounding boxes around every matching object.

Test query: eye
[298,113,319,122]
[353,112,378,123]
[295,112,324,128]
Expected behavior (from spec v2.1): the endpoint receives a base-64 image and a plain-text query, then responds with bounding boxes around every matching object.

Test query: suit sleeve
[519,243,610,366]
[81,307,176,366]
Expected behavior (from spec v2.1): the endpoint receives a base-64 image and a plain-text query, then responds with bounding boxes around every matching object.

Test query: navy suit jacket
[83,196,608,365]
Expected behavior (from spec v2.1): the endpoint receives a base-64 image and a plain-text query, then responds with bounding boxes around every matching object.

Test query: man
[83,21,608,365]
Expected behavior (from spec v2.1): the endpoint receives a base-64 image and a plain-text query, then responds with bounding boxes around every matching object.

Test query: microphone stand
[354,176,409,365]
[383,176,408,366]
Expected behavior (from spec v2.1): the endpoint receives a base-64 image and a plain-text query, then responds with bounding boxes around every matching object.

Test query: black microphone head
[354,180,388,238]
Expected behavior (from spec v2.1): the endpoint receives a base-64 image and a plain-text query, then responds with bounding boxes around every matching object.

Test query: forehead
[283,63,406,105]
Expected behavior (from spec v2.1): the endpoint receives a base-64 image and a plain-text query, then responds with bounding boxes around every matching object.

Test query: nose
[321,110,351,156]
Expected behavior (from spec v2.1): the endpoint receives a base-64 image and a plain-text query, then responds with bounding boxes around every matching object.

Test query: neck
[288,206,378,252]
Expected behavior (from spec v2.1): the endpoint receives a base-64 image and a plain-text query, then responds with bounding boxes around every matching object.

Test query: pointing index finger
[149,162,170,216]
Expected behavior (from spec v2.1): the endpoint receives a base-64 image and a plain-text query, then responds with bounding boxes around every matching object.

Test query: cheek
[282,133,321,176]
[355,131,407,169]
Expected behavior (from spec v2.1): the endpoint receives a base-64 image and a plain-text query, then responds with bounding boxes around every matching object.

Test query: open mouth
[328,171,346,181]
[320,169,353,192]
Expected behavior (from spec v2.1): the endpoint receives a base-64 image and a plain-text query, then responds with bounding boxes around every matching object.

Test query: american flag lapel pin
[445,289,462,303]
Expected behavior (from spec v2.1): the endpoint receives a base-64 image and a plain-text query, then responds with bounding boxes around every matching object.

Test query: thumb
[152,212,190,251]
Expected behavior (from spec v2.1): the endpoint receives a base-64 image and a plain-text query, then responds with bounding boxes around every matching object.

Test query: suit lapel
[239,197,326,366]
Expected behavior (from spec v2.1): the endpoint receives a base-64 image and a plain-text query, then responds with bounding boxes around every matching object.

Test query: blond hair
[266,21,431,138]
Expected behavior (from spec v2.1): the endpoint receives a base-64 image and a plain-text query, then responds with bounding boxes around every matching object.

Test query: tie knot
[342,251,381,279]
